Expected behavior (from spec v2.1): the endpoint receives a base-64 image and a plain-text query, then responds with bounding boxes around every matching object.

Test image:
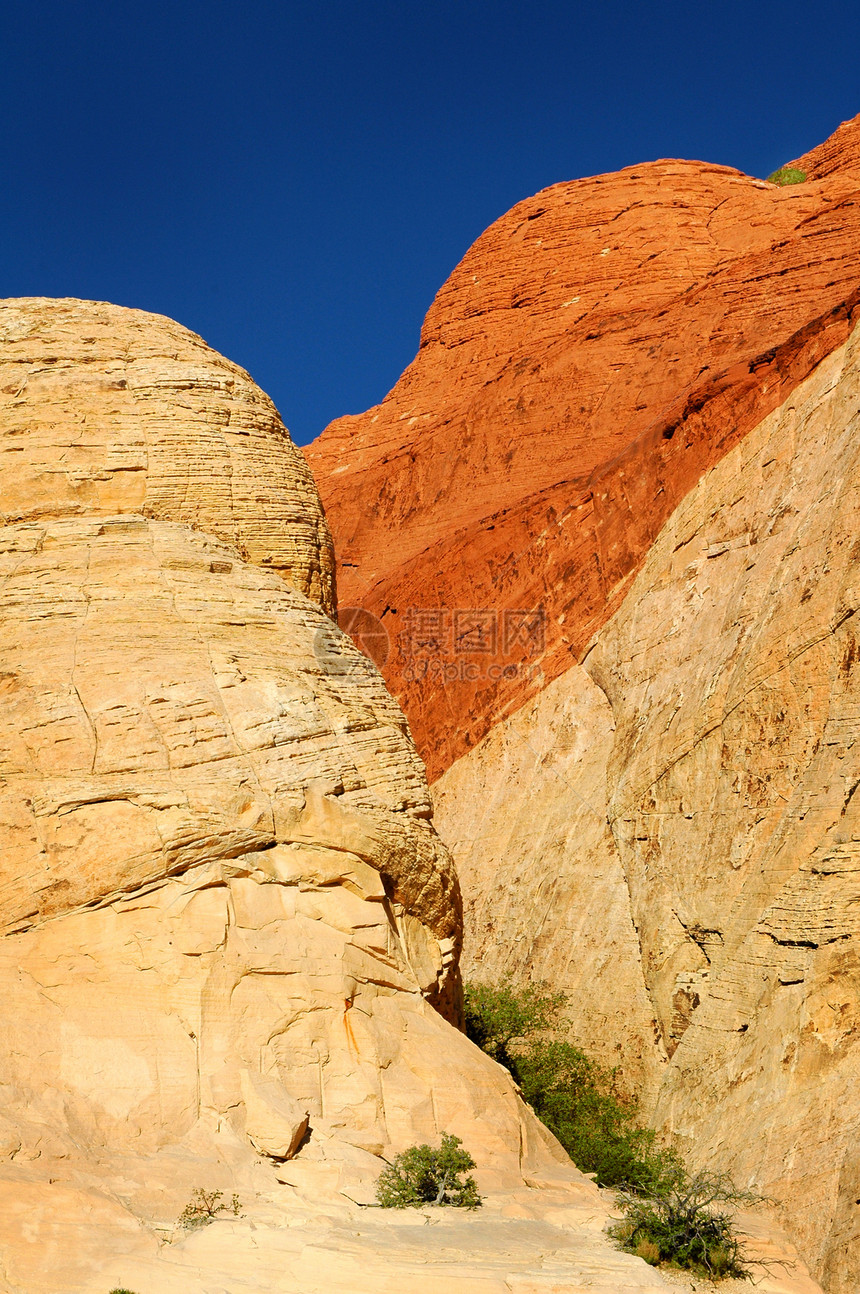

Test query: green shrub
[109,1289,140,1293]
[178,1187,242,1229]
[516,1038,683,1195]
[464,979,682,1194]
[375,1132,482,1209]
[608,1171,758,1280]
[464,979,566,1071]
[465,980,755,1275]
[766,165,806,185]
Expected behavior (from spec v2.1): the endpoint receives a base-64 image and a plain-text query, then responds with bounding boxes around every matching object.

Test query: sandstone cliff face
[307,114,860,779]
[0,298,336,615]
[0,300,683,1293]
[0,299,481,1165]
[432,664,665,1105]
[0,515,456,952]
[435,321,860,1292]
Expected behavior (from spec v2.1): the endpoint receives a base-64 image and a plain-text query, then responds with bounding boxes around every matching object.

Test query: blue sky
[1,1,858,444]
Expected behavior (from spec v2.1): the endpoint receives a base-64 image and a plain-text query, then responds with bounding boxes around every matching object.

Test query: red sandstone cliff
[306,114,860,780]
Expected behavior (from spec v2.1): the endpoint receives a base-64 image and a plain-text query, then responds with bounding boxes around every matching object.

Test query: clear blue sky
[2,1,858,445]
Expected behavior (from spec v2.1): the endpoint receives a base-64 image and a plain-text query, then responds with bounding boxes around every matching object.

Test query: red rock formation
[306,114,860,780]
[791,111,860,179]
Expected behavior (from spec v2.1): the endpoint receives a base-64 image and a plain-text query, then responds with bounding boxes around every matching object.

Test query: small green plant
[766,165,806,185]
[375,1132,482,1209]
[109,1288,140,1293]
[178,1187,242,1229]
[609,1171,758,1279]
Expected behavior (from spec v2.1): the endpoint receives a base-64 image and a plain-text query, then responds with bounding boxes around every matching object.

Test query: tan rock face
[0,299,673,1290]
[435,321,860,1291]
[593,324,860,1294]
[0,298,336,615]
[432,664,665,1105]
[0,841,512,1164]
[0,298,466,1108]
[0,516,456,952]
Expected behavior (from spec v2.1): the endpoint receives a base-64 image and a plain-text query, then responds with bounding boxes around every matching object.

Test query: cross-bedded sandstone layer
[307,113,860,780]
[0,298,483,1162]
[0,516,456,950]
[435,319,860,1293]
[0,298,336,615]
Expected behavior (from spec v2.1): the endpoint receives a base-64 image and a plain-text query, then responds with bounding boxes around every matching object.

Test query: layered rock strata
[0,516,456,953]
[0,298,682,1292]
[0,298,479,1165]
[307,113,860,779]
[435,320,860,1291]
[790,111,860,180]
[0,298,336,615]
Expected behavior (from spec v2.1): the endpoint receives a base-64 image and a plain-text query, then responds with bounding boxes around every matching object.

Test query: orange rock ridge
[306,113,860,780]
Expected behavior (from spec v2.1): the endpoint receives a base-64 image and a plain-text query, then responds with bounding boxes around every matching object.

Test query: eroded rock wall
[0,299,644,1292]
[432,664,664,1105]
[435,321,860,1291]
[0,517,456,953]
[590,322,860,1294]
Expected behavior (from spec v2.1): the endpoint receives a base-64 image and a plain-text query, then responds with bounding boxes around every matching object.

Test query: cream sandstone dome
[0,297,336,614]
[0,299,685,1294]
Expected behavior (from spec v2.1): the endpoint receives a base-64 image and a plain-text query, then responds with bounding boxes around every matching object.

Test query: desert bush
[178,1187,242,1229]
[516,1038,683,1195]
[109,1289,140,1293]
[464,979,682,1194]
[465,979,755,1276]
[464,979,566,1070]
[608,1171,758,1280]
[375,1132,482,1209]
[766,165,806,185]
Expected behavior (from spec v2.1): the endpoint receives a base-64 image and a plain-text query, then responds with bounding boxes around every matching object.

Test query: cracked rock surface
[0,298,687,1293]
[435,316,860,1292]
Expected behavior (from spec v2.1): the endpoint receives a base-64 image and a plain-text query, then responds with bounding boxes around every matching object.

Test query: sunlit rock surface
[0,297,336,614]
[307,113,860,780]
[0,298,689,1293]
[436,321,860,1292]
